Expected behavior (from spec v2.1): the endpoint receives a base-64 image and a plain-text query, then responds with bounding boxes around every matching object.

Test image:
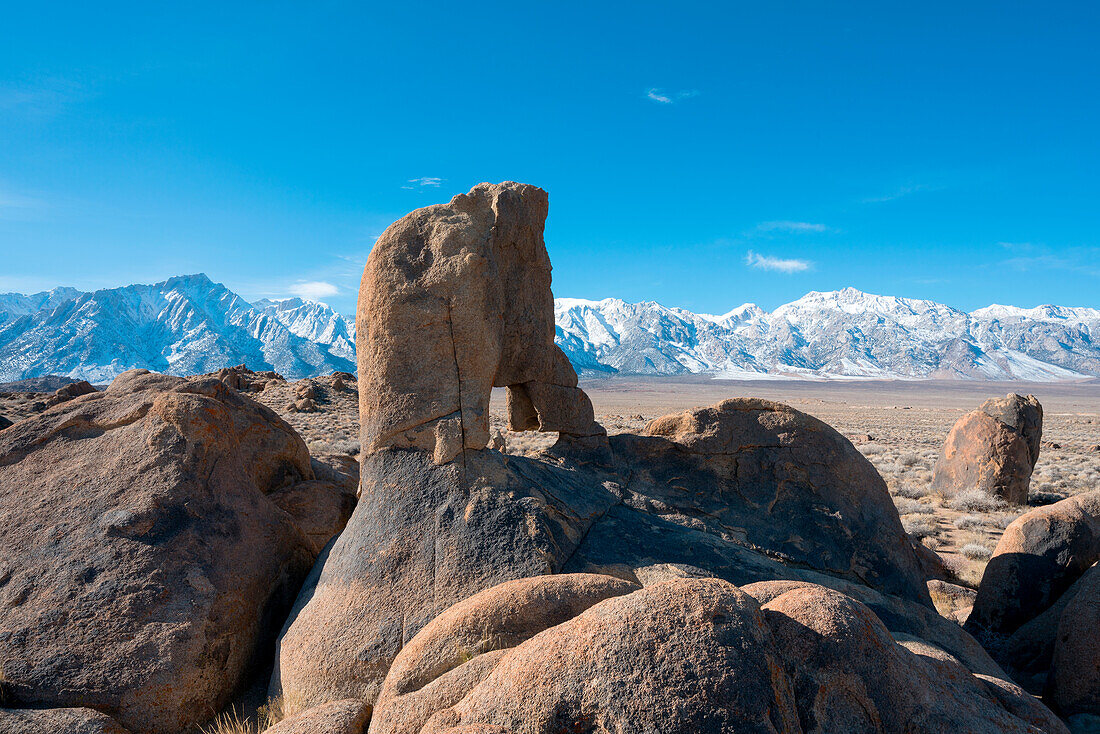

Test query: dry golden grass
[199,692,306,734]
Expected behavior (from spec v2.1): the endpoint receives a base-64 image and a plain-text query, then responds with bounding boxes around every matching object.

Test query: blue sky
[2,2,1098,316]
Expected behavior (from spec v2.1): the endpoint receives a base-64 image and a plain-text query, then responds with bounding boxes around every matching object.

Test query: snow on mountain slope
[554,288,1100,381]
[0,275,355,382]
[1,278,1096,382]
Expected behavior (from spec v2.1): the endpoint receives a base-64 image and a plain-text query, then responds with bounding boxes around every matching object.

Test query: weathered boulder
[0,369,345,734]
[262,700,370,734]
[968,490,1100,637]
[390,577,802,734]
[370,574,639,734]
[43,379,96,407]
[931,393,1043,504]
[370,576,1066,734]
[1048,563,1100,718]
[356,181,602,465]
[272,400,931,708]
[758,584,1066,734]
[0,707,130,734]
[212,364,285,392]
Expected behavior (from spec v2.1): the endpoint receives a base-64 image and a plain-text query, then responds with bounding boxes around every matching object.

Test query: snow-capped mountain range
[0,274,355,382]
[1,276,1097,382]
[555,288,1100,381]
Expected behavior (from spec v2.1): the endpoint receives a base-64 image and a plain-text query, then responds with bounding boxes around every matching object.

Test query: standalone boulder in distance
[931,393,1043,505]
[0,369,349,734]
[369,576,1066,734]
[0,708,130,734]
[356,181,602,464]
[43,379,96,407]
[967,490,1100,637]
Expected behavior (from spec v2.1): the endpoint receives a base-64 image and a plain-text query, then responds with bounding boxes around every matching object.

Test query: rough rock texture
[43,379,96,407]
[396,578,802,734]
[0,369,348,734]
[759,584,1066,734]
[1048,563,1100,718]
[262,700,370,734]
[968,490,1100,637]
[371,574,639,734]
[272,399,931,709]
[931,393,1043,504]
[356,181,602,465]
[0,707,131,734]
[370,576,1066,734]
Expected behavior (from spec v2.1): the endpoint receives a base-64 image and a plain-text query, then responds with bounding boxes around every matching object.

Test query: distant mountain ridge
[1,277,1097,382]
[0,274,355,382]
[555,288,1100,381]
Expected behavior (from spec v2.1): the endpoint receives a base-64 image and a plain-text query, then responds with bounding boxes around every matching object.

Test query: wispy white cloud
[861,183,932,204]
[645,88,699,104]
[288,280,339,301]
[755,220,828,233]
[1001,249,1100,278]
[401,177,444,189]
[745,250,812,273]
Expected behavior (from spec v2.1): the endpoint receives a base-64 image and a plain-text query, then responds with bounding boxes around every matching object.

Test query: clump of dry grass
[953,514,985,530]
[200,693,305,734]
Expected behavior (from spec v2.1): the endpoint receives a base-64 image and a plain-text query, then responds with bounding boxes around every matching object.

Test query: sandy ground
[5,373,1097,594]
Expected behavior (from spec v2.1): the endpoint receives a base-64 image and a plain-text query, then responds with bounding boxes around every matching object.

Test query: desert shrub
[859,444,885,456]
[961,543,993,561]
[903,515,939,540]
[896,453,924,468]
[894,498,933,515]
[893,483,929,499]
[953,514,985,530]
[307,438,360,456]
[950,489,1006,513]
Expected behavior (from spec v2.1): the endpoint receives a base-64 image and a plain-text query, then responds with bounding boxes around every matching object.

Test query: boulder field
[0,182,1084,733]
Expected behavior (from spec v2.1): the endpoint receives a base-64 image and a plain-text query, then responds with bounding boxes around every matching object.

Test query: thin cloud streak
[401,177,444,189]
[755,221,828,233]
[861,183,932,204]
[645,88,699,104]
[745,250,812,273]
[288,280,339,301]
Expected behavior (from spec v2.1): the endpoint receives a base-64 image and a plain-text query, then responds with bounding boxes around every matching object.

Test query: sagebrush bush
[961,543,993,561]
[894,498,934,516]
[903,515,939,540]
[953,514,985,530]
[950,489,1006,513]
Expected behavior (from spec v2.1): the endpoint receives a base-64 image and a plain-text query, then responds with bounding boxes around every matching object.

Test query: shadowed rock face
[931,393,1043,505]
[0,370,354,734]
[356,181,602,465]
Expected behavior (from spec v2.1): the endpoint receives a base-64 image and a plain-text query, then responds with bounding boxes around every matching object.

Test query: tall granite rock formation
[355,181,603,464]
